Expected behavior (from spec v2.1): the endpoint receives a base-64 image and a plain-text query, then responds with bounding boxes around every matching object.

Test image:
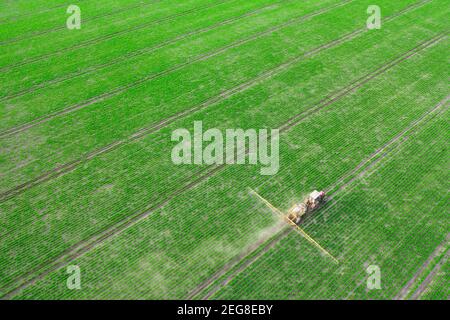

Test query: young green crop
[1,0,448,300]
[5,33,448,299]
[1,0,440,191]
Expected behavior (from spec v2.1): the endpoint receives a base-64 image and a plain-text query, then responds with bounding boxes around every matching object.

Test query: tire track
[0,0,161,45]
[279,33,445,133]
[0,0,353,138]
[327,124,449,299]
[0,2,432,202]
[0,33,442,299]
[341,194,448,300]
[201,228,292,300]
[0,0,88,24]
[319,106,449,300]
[395,233,450,300]
[326,91,449,195]
[0,163,226,299]
[322,97,448,219]
[327,118,447,298]
[411,248,449,299]
[195,97,449,300]
[0,1,282,102]
[186,223,289,299]
[0,0,246,73]
[0,3,357,198]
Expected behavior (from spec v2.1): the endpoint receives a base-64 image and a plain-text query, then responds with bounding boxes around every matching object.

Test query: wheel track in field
[340,196,448,300]
[0,33,444,207]
[0,1,284,102]
[0,0,354,135]
[0,34,444,299]
[325,93,449,195]
[395,233,450,300]
[186,222,290,299]
[319,106,449,300]
[201,146,447,300]
[193,97,449,300]
[0,0,88,24]
[187,225,291,299]
[0,0,355,197]
[313,107,449,299]
[201,227,291,300]
[0,3,435,203]
[278,35,445,133]
[411,247,449,299]
[0,0,162,45]
[0,0,234,72]
[193,91,450,298]
[341,194,449,300]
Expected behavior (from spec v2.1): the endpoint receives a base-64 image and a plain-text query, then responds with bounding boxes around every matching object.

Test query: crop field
[0,0,448,300]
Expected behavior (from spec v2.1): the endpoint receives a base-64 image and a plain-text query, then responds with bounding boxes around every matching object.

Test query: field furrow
[2,21,447,295]
[1,0,448,301]
[213,107,448,299]
[1,0,443,194]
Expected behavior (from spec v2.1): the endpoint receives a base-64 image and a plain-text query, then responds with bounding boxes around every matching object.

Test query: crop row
[0,0,285,96]
[0,0,353,129]
[4,35,448,298]
[213,107,449,299]
[1,3,446,290]
[0,0,228,65]
[1,0,440,193]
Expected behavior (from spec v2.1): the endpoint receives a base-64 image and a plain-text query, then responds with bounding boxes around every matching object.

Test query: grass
[0,0,448,299]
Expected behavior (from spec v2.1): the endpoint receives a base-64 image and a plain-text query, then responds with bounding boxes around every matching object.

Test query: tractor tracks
[0,0,233,72]
[0,163,227,299]
[411,249,449,299]
[0,0,353,137]
[341,201,449,300]
[0,1,358,200]
[1,32,445,299]
[323,97,448,219]
[0,0,88,25]
[326,94,450,195]
[0,1,282,102]
[0,3,435,203]
[279,34,446,133]
[0,0,162,45]
[395,233,450,300]
[188,97,449,300]
[201,227,292,300]
[186,222,289,299]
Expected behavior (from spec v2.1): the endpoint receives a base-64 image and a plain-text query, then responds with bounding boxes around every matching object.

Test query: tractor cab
[308,190,326,210]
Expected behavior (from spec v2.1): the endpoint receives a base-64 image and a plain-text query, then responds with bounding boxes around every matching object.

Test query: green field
[0,0,448,300]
